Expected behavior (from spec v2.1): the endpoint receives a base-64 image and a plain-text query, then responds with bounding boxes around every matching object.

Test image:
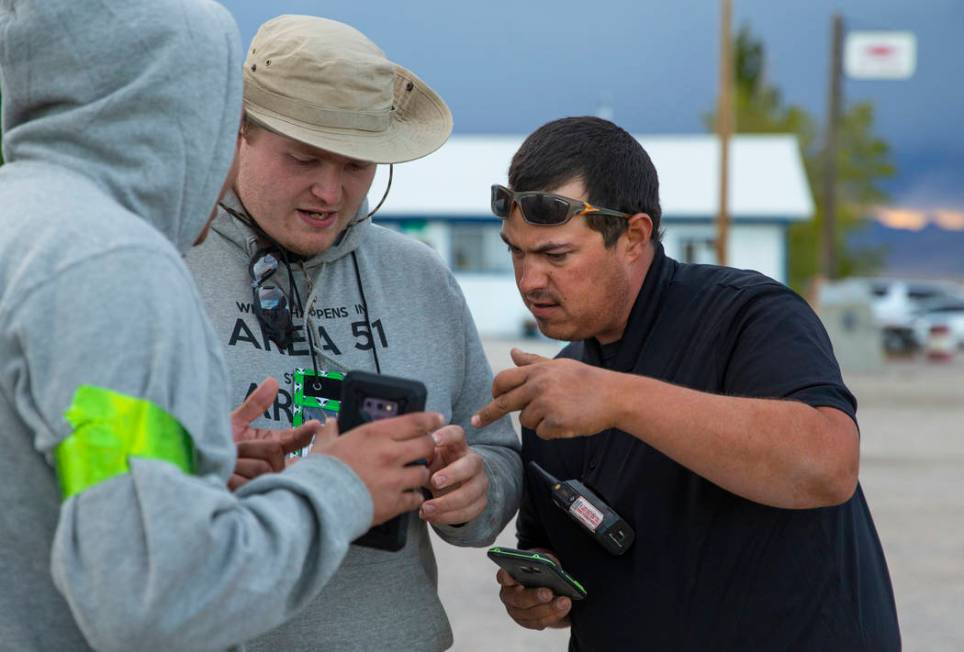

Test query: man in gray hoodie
[186,15,522,652]
[0,2,441,650]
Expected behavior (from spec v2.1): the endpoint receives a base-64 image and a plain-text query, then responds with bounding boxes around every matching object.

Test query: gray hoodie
[0,2,380,650]
[185,195,523,651]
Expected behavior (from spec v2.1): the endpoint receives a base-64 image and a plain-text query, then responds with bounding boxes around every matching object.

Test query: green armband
[55,385,196,500]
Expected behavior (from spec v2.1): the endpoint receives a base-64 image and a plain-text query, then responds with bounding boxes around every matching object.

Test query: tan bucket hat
[243,15,453,164]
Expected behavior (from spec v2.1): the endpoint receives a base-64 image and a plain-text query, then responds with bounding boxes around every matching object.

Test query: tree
[706,25,894,291]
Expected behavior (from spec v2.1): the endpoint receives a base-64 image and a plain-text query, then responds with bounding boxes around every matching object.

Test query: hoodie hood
[0,0,243,254]
[213,189,371,269]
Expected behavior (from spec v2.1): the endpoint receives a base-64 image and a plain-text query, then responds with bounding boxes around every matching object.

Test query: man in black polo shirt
[473,116,900,651]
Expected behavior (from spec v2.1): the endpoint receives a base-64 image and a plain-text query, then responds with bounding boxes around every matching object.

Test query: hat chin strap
[363,163,393,221]
[335,163,393,246]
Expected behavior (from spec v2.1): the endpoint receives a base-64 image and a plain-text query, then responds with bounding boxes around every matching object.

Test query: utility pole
[821,13,844,280]
[715,0,734,267]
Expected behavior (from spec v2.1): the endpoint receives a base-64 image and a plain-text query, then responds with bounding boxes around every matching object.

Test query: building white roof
[369,133,814,222]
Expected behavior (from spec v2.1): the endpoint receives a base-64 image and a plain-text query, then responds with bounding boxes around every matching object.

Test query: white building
[368,133,814,337]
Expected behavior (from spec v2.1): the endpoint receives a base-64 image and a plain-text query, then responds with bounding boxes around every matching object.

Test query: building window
[680,237,717,265]
[451,224,513,273]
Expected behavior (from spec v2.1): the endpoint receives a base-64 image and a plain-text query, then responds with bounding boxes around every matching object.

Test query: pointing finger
[231,377,279,431]
[472,383,531,429]
[510,348,549,367]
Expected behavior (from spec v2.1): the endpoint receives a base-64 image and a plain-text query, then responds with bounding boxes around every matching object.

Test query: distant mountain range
[848,221,964,280]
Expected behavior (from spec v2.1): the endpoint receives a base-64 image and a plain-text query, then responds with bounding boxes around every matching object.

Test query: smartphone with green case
[487,546,587,600]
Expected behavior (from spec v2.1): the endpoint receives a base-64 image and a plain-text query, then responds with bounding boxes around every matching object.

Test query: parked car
[912,298,964,349]
[825,278,964,353]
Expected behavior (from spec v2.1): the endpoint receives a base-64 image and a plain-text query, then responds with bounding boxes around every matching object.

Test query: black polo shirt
[517,244,900,651]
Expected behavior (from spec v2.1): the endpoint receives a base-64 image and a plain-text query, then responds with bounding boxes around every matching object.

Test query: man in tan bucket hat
[186,15,522,651]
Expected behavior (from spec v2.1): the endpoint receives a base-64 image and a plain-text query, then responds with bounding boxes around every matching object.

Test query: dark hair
[508,116,662,246]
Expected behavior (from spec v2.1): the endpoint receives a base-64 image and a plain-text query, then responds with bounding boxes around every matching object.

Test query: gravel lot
[431,340,964,651]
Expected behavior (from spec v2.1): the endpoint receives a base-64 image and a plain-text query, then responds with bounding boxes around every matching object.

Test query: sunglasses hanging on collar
[249,247,296,349]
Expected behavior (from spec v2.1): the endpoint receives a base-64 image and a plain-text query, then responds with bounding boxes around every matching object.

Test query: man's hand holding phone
[312,411,441,527]
[420,425,489,525]
[496,548,574,630]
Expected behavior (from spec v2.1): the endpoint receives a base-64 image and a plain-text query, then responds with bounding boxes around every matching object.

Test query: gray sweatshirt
[185,195,523,651]
[0,2,383,650]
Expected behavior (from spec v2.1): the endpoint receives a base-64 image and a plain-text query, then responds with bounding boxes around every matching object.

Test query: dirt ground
[431,340,964,651]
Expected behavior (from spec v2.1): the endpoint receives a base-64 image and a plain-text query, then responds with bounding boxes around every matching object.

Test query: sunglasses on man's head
[249,248,295,349]
[490,184,633,226]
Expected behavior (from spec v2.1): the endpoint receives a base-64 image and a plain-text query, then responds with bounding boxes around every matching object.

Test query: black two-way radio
[529,461,635,556]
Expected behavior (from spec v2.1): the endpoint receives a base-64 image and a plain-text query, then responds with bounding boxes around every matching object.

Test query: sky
[220,0,964,217]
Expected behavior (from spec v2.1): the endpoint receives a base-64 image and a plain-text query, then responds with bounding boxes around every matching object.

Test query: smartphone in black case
[487,546,587,600]
[339,370,428,552]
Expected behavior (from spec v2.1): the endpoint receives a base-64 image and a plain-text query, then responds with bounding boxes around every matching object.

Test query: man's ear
[623,213,654,258]
[238,111,259,145]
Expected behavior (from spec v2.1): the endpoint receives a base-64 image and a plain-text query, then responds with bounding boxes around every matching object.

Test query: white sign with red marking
[845,32,916,80]
[569,497,604,532]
